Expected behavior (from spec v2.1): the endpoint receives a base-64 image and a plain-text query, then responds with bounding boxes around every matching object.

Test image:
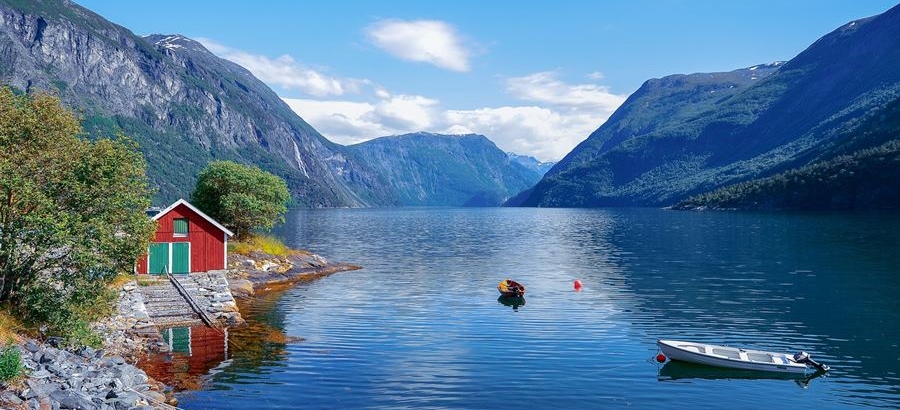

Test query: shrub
[18,283,106,348]
[0,344,23,383]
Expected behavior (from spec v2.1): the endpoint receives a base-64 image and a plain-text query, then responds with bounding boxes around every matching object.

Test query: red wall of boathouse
[136,203,227,274]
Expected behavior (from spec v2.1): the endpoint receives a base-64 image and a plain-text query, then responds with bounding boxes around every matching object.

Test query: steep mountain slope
[675,95,900,210]
[0,0,393,206]
[516,4,900,207]
[348,133,543,206]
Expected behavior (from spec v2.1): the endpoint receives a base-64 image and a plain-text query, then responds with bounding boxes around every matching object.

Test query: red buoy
[573,279,583,291]
[656,353,667,363]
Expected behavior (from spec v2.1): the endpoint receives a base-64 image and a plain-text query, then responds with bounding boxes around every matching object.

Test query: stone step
[141,286,183,292]
[147,310,193,318]
[142,291,190,298]
[155,318,202,328]
[151,315,199,324]
[144,301,192,309]
[150,308,198,317]
[146,306,194,315]
[142,294,183,300]
[142,293,185,299]
[143,294,189,301]
[145,301,187,306]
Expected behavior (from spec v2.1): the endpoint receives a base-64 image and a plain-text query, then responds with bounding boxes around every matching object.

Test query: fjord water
[178,208,899,409]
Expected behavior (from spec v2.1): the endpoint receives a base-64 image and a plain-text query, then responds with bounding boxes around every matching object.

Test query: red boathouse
[136,199,234,275]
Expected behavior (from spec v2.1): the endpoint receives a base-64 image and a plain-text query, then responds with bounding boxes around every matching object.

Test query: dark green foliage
[0,344,22,382]
[192,161,290,239]
[0,88,154,345]
[675,140,900,211]
[20,283,105,348]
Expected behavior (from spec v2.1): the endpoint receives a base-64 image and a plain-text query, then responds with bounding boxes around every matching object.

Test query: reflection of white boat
[659,360,814,381]
[657,340,829,374]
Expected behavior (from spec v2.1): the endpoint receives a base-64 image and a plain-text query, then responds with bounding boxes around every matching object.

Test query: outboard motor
[793,351,830,372]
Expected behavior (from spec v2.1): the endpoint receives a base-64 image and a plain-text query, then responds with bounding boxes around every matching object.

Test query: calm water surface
[173,208,900,409]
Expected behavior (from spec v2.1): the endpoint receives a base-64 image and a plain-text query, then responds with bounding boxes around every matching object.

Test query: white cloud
[443,106,604,161]
[282,94,440,146]
[282,98,382,145]
[506,71,627,112]
[283,78,623,161]
[439,73,628,160]
[367,94,439,131]
[444,124,474,135]
[587,71,606,80]
[365,19,471,72]
[198,38,362,97]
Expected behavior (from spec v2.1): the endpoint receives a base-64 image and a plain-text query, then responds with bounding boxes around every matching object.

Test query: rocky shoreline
[0,249,356,409]
[2,340,171,410]
[0,280,178,409]
[226,250,360,297]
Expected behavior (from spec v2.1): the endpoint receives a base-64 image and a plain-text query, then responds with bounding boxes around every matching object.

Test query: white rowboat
[657,340,828,374]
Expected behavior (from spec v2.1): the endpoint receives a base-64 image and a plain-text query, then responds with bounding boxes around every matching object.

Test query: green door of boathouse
[148,243,169,274]
[148,243,190,274]
[171,243,190,274]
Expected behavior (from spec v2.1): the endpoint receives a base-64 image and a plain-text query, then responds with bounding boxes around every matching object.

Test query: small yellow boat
[497,279,525,298]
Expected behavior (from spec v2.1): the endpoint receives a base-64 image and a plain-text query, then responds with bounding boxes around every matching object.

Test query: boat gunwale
[657,339,809,373]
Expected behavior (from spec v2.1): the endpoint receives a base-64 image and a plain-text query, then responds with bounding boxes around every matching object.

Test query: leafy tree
[0,88,155,342]
[191,161,290,239]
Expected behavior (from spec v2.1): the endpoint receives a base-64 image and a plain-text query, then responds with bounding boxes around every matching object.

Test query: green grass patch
[0,344,23,383]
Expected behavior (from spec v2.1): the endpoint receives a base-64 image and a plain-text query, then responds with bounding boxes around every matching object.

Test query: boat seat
[682,345,706,353]
[712,348,741,359]
[746,352,775,363]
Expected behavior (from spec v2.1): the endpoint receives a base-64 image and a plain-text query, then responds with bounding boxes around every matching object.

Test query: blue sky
[78,0,898,161]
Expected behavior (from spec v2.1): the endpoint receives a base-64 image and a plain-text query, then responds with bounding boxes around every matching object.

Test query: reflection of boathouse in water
[144,325,231,389]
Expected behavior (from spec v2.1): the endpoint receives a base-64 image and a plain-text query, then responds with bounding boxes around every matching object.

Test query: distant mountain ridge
[514,3,900,208]
[348,133,543,206]
[507,153,556,176]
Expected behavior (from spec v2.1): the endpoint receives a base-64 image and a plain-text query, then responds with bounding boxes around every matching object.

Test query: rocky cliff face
[0,0,393,207]
[516,3,900,207]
